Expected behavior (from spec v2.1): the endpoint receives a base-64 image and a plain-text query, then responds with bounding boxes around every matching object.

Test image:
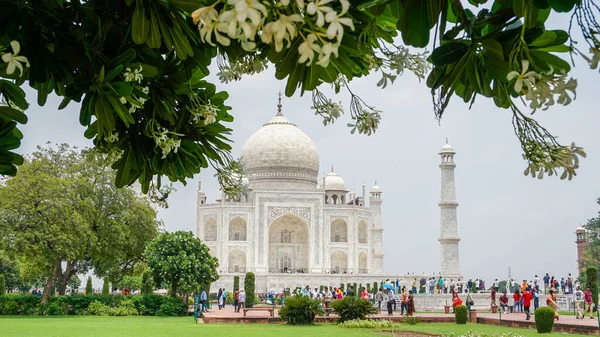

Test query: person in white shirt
[385,289,395,315]
[574,286,584,319]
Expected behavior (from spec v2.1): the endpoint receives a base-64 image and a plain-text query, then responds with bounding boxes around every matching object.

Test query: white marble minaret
[438,140,461,277]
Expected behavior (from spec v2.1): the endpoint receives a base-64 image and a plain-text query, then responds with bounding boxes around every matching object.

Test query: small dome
[576,225,586,232]
[440,139,455,153]
[324,170,346,191]
[370,183,382,193]
[241,176,249,186]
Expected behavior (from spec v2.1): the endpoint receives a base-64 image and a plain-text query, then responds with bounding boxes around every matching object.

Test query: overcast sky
[14,11,600,287]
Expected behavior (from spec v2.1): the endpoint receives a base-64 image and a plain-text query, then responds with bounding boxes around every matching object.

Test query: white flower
[204,112,217,125]
[307,0,334,27]
[124,66,143,84]
[298,34,321,65]
[142,86,150,94]
[219,10,255,40]
[2,40,30,76]
[324,0,354,42]
[506,60,538,93]
[191,6,219,26]
[119,97,127,104]
[555,77,577,105]
[268,14,304,52]
[316,42,339,67]
[229,0,267,26]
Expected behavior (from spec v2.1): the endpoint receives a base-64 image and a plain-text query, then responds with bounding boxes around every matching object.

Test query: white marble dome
[240,112,320,189]
[324,171,346,191]
[370,184,382,193]
[440,142,455,153]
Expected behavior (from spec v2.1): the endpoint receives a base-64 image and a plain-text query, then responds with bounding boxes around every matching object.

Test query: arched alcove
[358,251,368,273]
[228,216,247,241]
[268,214,309,273]
[330,218,348,242]
[331,251,348,274]
[358,220,368,243]
[228,249,246,273]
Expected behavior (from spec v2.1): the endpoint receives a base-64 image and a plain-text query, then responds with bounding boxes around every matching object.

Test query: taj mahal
[196,97,463,292]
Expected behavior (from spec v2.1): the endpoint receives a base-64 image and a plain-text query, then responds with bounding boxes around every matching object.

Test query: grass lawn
[0,316,593,337]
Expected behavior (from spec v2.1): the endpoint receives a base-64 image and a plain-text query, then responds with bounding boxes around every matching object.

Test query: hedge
[535,307,555,333]
[455,305,468,324]
[0,275,5,295]
[85,276,93,295]
[244,272,255,308]
[233,276,240,291]
[0,294,187,316]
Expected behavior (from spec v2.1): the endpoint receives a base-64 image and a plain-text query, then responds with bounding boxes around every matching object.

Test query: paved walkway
[479,311,600,327]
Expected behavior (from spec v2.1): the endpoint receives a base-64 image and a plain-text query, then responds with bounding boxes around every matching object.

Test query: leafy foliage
[586,266,598,311]
[141,270,154,295]
[144,231,219,297]
[455,305,468,324]
[278,295,324,325]
[0,275,5,295]
[0,0,597,189]
[330,296,376,322]
[404,316,421,325]
[244,272,256,308]
[340,319,402,329]
[534,306,555,333]
[102,277,110,296]
[0,144,160,303]
[233,276,240,291]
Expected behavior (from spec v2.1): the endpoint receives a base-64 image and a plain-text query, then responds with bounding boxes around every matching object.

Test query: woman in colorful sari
[407,290,415,316]
[547,289,560,320]
[452,292,463,311]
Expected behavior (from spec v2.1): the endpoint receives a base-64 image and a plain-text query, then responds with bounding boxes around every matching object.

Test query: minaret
[438,140,461,277]
[369,182,384,273]
[575,224,588,273]
[197,178,207,206]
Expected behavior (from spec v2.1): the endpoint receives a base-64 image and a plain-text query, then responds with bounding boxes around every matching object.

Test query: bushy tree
[331,296,377,322]
[102,277,110,296]
[586,266,598,311]
[244,272,256,308]
[0,144,160,303]
[145,231,219,297]
[86,276,93,295]
[233,276,240,291]
[583,199,600,268]
[0,0,596,189]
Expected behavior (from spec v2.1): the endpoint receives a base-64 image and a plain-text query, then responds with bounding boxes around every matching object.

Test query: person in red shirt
[513,291,521,314]
[584,288,594,319]
[522,287,533,320]
[499,292,509,313]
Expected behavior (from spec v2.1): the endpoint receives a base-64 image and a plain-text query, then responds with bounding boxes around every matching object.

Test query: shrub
[373,282,378,293]
[233,276,240,291]
[47,302,68,316]
[2,301,18,315]
[108,300,138,316]
[587,266,598,312]
[405,316,421,325]
[156,297,187,316]
[244,272,256,308]
[278,295,324,325]
[455,305,468,324]
[535,307,555,333]
[131,294,164,315]
[225,292,233,305]
[87,301,110,315]
[0,275,5,295]
[102,277,110,296]
[86,276,93,295]
[340,319,401,329]
[330,295,376,322]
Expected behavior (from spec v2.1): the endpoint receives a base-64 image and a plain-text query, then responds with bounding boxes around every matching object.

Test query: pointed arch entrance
[268,213,309,273]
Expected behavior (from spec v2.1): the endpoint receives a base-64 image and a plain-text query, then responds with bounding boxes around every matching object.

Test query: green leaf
[529,30,568,48]
[398,0,431,48]
[0,80,28,110]
[431,41,470,66]
[84,121,98,139]
[127,63,159,78]
[108,49,137,70]
[536,44,571,52]
[132,0,150,44]
[0,106,27,124]
[148,9,162,49]
[105,65,124,82]
[482,39,503,60]
[111,81,134,97]
[530,50,571,73]
[169,0,201,13]
[546,0,576,12]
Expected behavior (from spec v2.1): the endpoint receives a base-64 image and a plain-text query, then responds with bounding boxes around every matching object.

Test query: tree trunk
[56,261,77,295]
[42,260,62,304]
[170,278,178,297]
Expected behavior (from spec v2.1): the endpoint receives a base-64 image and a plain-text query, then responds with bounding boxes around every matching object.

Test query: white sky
[14,11,600,287]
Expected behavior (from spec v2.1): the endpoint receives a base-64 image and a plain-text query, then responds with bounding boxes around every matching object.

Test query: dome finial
[446,137,449,144]
[331,164,334,172]
[276,91,283,116]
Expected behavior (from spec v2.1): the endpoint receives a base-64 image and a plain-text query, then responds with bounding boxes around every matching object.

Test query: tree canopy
[144,230,219,297]
[582,198,600,269]
[0,0,597,192]
[0,144,160,302]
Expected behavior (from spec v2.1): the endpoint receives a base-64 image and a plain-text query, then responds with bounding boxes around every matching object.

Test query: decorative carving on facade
[268,206,311,224]
[203,214,217,223]
[228,213,248,221]
[329,215,348,222]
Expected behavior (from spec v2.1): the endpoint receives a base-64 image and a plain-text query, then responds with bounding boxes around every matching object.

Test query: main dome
[240,109,320,190]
